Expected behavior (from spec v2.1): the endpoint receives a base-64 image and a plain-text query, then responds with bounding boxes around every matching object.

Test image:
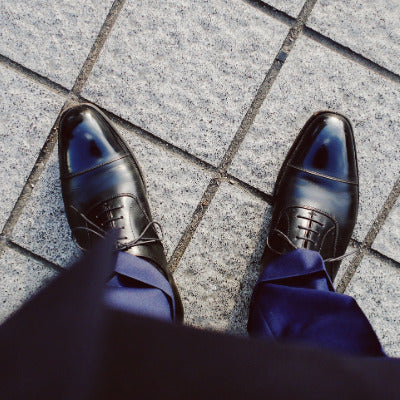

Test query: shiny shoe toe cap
[290,112,358,183]
[59,105,128,176]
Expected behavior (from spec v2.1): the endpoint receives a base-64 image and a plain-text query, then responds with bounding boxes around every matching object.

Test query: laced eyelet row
[267,213,358,263]
[294,214,326,246]
[69,204,163,252]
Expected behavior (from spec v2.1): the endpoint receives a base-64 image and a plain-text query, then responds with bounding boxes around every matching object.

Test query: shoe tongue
[271,206,336,254]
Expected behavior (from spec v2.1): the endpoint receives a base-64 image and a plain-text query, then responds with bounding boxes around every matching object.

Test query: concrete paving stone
[11,151,80,267]
[174,181,270,333]
[345,254,400,357]
[385,342,400,357]
[229,36,400,241]
[0,0,114,89]
[11,123,210,266]
[0,64,64,232]
[308,0,400,75]
[262,0,305,17]
[372,197,400,263]
[83,0,289,165]
[0,246,57,324]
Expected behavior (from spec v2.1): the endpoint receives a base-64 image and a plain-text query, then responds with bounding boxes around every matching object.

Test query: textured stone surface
[263,0,305,17]
[0,246,56,323]
[229,36,400,241]
[174,182,270,333]
[384,342,400,357]
[0,65,64,231]
[346,254,400,357]
[372,198,400,263]
[11,123,210,266]
[11,151,80,267]
[83,0,288,165]
[309,0,400,75]
[0,0,114,88]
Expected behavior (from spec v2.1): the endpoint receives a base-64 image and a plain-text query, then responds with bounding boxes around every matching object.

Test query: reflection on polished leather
[265,112,359,280]
[61,109,127,175]
[58,104,184,321]
[291,114,357,183]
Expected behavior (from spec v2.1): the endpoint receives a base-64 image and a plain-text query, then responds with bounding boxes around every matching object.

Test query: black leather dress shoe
[58,103,183,321]
[264,111,359,280]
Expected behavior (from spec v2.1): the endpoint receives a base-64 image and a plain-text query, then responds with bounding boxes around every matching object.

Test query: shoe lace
[69,204,163,252]
[267,214,358,263]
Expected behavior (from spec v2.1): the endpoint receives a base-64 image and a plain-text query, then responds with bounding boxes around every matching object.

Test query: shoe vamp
[280,206,337,255]
[89,195,155,246]
[274,171,358,257]
[278,171,357,235]
[62,157,149,214]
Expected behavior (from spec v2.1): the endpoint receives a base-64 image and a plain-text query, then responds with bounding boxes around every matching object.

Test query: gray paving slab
[308,0,400,75]
[11,123,210,266]
[174,181,270,333]
[372,197,400,263]
[0,64,64,232]
[0,246,57,323]
[229,36,400,241]
[83,0,289,165]
[262,0,305,17]
[11,150,79,267]
[345,254,400,357]
[385,342,400,357]
[0,0,114,89]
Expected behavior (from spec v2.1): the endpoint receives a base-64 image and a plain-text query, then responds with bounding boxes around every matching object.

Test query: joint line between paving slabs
[303,28,400,85]
[241,0,294,26]
[336,175,400,293]
[167,177,222,273]
[76,99,219,175]
[366,247,400,271]
[75,97,274,202]
[218,0,318,172]
[168,0,319,274]
[223,175,273,204]
[71,0,127,95]
[0,54,69,97]
[0,104,70,239]
[0,0,126,263]
[4,238,64,274]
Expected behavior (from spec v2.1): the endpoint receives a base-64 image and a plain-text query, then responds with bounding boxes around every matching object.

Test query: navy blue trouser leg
[104,251,175,322]
[248,249,385,357]
[106,249,385,357]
